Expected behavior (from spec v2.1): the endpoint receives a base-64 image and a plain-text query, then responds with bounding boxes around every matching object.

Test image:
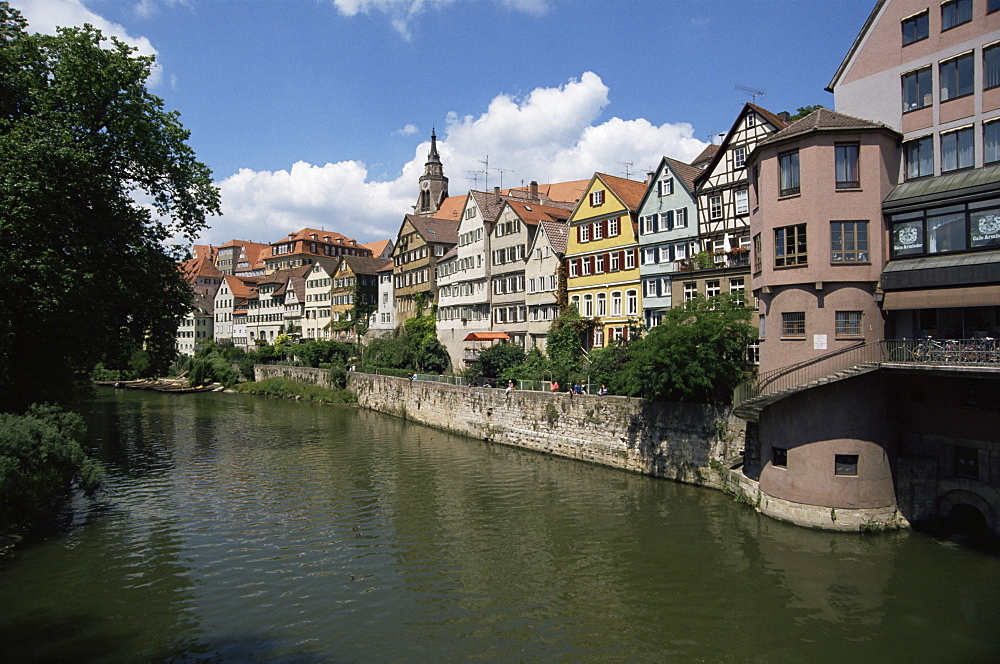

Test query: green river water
[0,388,998,662]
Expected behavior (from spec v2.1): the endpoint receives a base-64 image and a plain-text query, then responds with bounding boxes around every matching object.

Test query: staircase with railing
[733,338,1000,422]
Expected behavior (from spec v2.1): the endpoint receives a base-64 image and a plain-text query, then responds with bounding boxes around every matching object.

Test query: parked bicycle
[911,337,960,363]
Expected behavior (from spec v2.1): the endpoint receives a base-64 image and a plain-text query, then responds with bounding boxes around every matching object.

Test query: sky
[14,0,876,248]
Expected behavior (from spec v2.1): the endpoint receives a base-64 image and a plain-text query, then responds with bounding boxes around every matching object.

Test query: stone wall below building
[346,372,745,489]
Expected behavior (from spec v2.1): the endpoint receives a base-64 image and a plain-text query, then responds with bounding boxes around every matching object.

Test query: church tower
[415,129,449,215]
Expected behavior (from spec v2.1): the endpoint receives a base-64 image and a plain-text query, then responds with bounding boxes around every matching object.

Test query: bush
[0,405,102,538]
[233,378,356,404]
[475,342,526,379]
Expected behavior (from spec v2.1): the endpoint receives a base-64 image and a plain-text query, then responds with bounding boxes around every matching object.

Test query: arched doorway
[938,490,997,542]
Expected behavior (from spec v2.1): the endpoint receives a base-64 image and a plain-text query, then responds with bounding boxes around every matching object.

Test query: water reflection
[0,389,997,661]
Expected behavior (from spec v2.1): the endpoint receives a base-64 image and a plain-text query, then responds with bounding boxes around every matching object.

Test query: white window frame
[590,189,605,206]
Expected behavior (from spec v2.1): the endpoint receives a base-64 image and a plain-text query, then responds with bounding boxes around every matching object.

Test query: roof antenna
[619,161,634,179]
[736,84,765,104]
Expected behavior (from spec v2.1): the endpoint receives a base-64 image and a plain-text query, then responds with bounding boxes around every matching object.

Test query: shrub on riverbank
[233,378,357,404]
[0,405,102,546]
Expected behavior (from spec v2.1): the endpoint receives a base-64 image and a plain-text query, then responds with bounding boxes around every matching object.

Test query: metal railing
[734,337,1000,408]
[882,338,999,367]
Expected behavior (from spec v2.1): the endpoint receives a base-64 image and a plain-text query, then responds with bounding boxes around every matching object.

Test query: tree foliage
[0,5,220,410]
[0,404,102,537]
[545,305,593,386]
[474,342,526,380]
[624,294,755,403]
[787,104,825,121]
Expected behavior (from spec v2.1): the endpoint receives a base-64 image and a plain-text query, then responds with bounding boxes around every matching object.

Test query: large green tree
[624,294,755,403]
[0,5,220,410]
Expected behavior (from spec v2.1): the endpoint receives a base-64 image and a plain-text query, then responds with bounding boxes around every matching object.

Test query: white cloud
[393,124,419,136]
[11,0,164,85]
[330,0,549,39]
[202,72,707,247]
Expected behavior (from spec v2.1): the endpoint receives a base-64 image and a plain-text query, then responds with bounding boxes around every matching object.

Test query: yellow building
[564,173,647,348]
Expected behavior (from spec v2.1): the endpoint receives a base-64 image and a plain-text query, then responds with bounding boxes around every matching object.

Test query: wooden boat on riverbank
[95,379,221,394]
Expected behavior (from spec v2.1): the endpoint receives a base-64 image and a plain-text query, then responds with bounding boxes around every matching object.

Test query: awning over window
[882,285,1000,310]
[463,332,510,342]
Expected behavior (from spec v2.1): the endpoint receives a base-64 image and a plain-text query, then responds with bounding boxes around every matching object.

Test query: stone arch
[938,489,997,536]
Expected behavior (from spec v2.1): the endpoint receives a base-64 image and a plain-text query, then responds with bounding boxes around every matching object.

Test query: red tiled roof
[464,332,510,341]
[594,173,647,210]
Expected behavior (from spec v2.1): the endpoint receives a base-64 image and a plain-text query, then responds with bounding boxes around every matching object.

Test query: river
[1,388,998,662]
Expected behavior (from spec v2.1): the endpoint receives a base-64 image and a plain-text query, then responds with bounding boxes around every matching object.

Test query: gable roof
[537,217,569,255]
[506,199,572,227]
[429,195,466,223]
[470,190,508,223]
[690,144,720,169]
[664,157,703,193]
[594,172,647,210]
[342,255,393,275]
[694,103,788,188]
[222,274,259,300]
[405,213,460,245]
[361,239,393,258]
[504,179,589,206]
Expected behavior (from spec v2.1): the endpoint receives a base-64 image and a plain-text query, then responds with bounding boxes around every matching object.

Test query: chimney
[646,171,656,184]
[778,111,791,123]
[494,186,501,203]
[529,180,538,201]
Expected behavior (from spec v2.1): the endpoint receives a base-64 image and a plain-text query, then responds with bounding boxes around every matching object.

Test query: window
[831,221,869,262]
[986,121,1000,164]
[954,446,979,479]
[581,257,591,275]
[902,67,932,111]
[645,279,658,298]
[772,447,787,468]
[747,111,756,127]
[643,248,656,264]
[675,208,687,228]
[580,224,590,242]
[901,10,929,45]
[593,221,603,240]
[595,254,605,273]
[597,293,607,316]
[611,291,622,316]
[729,277,745,304]
[590,189,605,206]
[835,144,860,188]
[905,136,934,179]
[593,327,604,348]
[624,249,635,270]
[733,146,746,168]
[753,233,762,272]
[941,127,974,172]
[779,151,800,196]
[683,282,697,302]
[992,0,1000,12]
[570,295,580,311]
[709,195,723,219]
[659,178,674,196]
[734,189,749,215]
[569,259,578,277]
[782,312,806,337]
[987,44,1000,90]
[626,290,638,316]
[941,0,972,30]
[609,252,619,271]
[774,224,807,267]
[940,53,974,102]
[836,311,863,338]
[583,294,594,317]
[835,454,859,476]
[608,217,620,236]
[705,280,720,299]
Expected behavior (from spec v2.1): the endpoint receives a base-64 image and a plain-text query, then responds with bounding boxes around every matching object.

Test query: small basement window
[835,454,858,476]
[772,447,788,468]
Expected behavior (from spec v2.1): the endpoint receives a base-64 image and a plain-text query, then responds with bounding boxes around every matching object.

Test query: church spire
[415,128,449,214]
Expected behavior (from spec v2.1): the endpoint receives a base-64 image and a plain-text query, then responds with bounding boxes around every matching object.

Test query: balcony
[675,250,749,273]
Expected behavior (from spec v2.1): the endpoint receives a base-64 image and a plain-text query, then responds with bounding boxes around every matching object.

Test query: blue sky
[17,0,875,247]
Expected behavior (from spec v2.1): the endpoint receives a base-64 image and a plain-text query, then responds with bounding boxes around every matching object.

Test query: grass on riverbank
[233,377,357,404]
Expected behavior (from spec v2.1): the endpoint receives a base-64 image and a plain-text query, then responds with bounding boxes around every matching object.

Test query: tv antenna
[493,167,513,191]
[479,156,490,189]
[620,161,634,179]
[465,171,483,188]
[736,84,765,103]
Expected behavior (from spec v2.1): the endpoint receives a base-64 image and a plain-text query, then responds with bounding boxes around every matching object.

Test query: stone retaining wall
[254,365,334,386]
[347,372,745,489]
